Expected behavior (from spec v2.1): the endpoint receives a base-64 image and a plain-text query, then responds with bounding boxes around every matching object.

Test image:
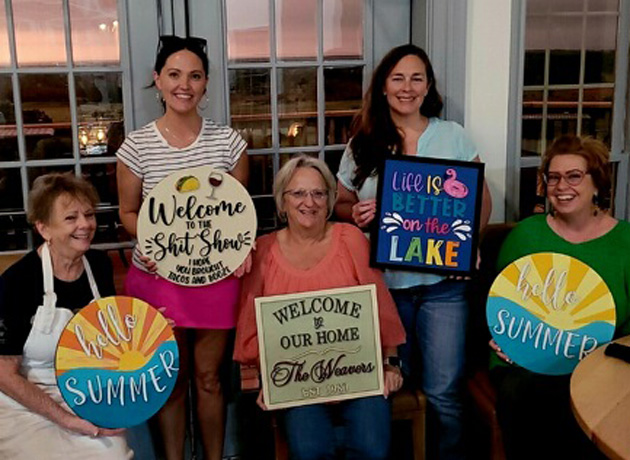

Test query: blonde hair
[273,155,337,221]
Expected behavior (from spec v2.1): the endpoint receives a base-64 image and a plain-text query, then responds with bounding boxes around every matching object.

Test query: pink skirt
[124,264,240,329]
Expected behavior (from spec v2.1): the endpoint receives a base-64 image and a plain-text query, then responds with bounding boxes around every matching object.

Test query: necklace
[162,123,200,147]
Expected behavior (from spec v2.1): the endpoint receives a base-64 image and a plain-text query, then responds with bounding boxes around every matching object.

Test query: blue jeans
[282,396,391,460]
[391,279,468,460]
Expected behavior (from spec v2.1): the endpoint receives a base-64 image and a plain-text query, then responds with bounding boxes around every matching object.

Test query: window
[223,0,367,230]
[0,0,128,252]
[517,0,628,218]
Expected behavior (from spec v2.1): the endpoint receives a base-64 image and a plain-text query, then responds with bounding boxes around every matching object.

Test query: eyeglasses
[158,35,208,54]
[544,169,590,187]
[283,189,328,202]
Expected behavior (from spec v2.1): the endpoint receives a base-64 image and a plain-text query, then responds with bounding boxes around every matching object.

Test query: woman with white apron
[0,173,131,459]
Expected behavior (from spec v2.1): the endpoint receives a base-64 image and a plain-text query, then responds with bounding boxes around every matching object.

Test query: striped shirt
[116,118,247,269]
[116,118,247,198]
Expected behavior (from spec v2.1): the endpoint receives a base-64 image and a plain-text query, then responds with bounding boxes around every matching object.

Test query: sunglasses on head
[158,35,207,54]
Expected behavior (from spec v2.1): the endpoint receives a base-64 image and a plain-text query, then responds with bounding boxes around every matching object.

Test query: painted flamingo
[443,168,469,198]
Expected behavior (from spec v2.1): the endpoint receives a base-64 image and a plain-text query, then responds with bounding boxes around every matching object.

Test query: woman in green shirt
[490,135,630,459]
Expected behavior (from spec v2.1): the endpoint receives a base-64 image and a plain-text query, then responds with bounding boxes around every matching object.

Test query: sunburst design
[56,296,175,375]
[489,252,615,331]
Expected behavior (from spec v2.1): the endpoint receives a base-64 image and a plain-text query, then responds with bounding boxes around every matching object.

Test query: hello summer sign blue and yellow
[487,253,616,375]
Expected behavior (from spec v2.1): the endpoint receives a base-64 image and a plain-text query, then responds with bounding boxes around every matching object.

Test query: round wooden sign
[487,252,615,375]
[55,296,179,428]
[137,166,257,286]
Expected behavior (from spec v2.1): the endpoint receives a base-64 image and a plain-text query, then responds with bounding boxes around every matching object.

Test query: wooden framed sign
[137,165,257,286]
[55,296,179,428]
[487,253,616,375]
[371,155,484,276]
[255,285,384,410]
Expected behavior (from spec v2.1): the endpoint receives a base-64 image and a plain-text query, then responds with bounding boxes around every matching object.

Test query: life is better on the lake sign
[371,155,484,276]
[487,253,616,375]
[55,296,179,428]
[255,285,384,410]
[137,165,257,287]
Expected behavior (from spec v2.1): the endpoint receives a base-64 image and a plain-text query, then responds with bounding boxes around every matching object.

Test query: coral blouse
[234,222,405,365]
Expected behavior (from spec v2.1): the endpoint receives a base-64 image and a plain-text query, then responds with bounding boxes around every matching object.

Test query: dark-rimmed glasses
[544,169,590,187]
[283,189,328,202]
[158,35,207,54]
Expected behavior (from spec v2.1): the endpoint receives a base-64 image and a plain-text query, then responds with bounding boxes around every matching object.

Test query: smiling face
[282,167,329,231]
[546,154,596,218]
[37,194,96,259]
[154,49,208,115]
[384,54,429,119]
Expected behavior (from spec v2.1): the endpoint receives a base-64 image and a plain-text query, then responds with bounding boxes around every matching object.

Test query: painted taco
[175,175,200,193]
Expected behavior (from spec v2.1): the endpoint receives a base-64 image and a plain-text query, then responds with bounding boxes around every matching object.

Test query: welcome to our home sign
[255,285,384,410]
[487,253,616,375]
[371,156,484,276]
[137,166,257,287]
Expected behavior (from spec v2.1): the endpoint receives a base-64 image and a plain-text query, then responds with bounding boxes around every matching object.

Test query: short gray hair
[273,155,337,221]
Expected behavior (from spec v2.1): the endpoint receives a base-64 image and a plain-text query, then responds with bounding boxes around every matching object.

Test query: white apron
[0,245,132,459]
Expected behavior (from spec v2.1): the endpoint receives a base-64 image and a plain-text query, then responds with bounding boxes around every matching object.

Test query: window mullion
[316,0,324,159]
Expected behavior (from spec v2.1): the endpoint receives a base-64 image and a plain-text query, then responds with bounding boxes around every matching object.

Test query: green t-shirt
[489,214,630,369]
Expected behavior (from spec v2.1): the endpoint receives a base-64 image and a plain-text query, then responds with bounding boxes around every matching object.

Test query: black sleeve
[0,252,42,355]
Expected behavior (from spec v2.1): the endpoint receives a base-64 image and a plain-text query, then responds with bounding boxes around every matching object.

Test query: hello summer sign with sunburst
[55,296,178,428]
[487,253,616,375]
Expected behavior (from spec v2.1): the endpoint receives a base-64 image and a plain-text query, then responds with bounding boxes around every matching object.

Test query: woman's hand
[351,199,377,228]
[60,412,125,437]
[256,388,268,411]
[138,254,158,273]
[489,339,512,364]
[383,365,403,398]
[234,242,256,278]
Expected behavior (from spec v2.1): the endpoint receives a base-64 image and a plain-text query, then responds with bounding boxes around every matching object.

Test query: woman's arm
[116,161,143,238]
[0,356,122,437]
[230,150,249,186]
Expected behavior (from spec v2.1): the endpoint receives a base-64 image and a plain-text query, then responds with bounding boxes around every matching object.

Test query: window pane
[323,0,363,59]
[325,149,343,176]
[81,163,118,205]
[253,196,277,231]
[229,68,271,149]
[324,66,362,145]
[20,74,72,160]
[27,165,75,189]
[584,15,618,84]
[526,0,550,15]
[523,51,545,86]
[0,168,23,211]
[546,89,578,141]
[277,0,316,61]
[0,76,17,161]
[548,16,582,85]
[582,86,613,145]
[13,0,66,67]
[519,167,542,219]
[588,0,619,12]
[0,214,28,251]
[248,154,274,195]
[0,0,10,67]
[69,0,120,66]
[550,0,584,13]
[92,208,130,244]
[76,73,124,157]
[277,67,317,147]
[522,90,544,156]
[226,0,270,62]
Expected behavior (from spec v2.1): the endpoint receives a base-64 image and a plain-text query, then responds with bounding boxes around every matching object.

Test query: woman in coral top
[235,155,405,460]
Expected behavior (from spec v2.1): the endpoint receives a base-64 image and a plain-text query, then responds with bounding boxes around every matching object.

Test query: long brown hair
[349,44,443,188]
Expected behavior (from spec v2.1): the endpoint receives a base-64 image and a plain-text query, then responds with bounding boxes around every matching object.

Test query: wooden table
[571,335,630,460]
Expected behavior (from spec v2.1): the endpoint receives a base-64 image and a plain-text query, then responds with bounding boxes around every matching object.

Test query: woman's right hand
[61,412,125,438]
[351,199,377,228]
[489,339,512,364]
[256,388,268,411]
[138,254,158,273]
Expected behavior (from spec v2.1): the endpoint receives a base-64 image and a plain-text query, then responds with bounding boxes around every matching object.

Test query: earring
[592,193,600,216]
[197,94,210,111]
[155,91,164,103]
